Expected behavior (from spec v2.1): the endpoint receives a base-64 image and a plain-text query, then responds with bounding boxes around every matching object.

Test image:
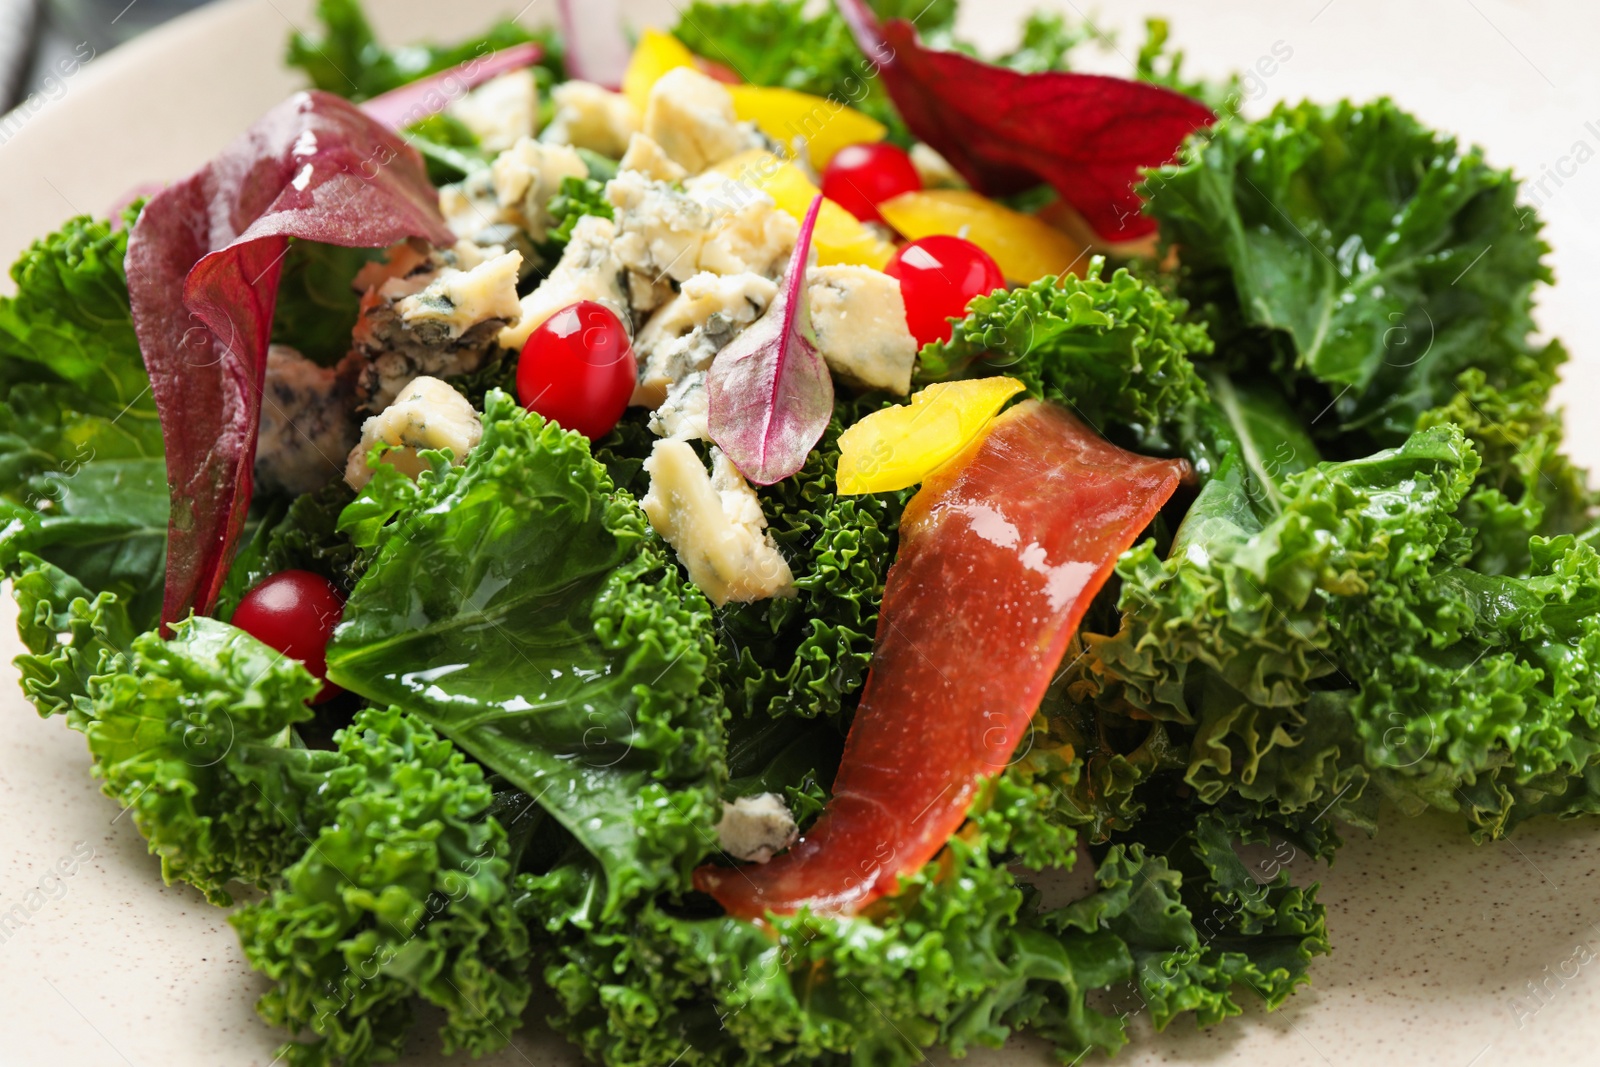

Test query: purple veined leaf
[707,195,835,486]
[126,90,453,630]
[360,41,545,131]
[558,0,631,91]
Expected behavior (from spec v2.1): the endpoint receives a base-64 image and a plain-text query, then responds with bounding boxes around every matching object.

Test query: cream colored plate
[2,1,1599,1063]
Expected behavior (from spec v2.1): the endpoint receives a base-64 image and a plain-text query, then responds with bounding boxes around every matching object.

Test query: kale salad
[1,0,1594,1064]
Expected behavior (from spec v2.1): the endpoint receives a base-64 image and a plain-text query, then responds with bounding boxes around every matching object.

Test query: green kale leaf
[529,781,1327,1067]
[84,616,340,904]
[326,391,726,916]
[1143,98,1556,447]
[1083,407,1600,838]
[917,261,1213,453]
[0,209,168,627]
[232,705,533,1067]
[1419,366,1594,575]
[10,554,136,725]
[543,175,614,254]
[215,481,365,620]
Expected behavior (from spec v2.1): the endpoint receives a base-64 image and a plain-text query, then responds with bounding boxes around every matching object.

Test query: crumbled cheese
[648,372,709,441]
[607,171,796,315]
[641,440,795,606]
[344,376,482,490]
[498,215,631,351]
[544,80,641,158]
[254,345,359,496]
[686,172,799,279]
[806,264,918,395]
[439,171,505,245]
[607,169,709,310]
[632,271,776,407]
[643,67,761,175]
[619,132,688,183]
[394,250,523,339]
[489,138,589,242]
[715,793,799,864]
[448,69,538,153]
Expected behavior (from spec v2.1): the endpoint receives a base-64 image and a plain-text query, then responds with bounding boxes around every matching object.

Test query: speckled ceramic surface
[2,1,1599,1063]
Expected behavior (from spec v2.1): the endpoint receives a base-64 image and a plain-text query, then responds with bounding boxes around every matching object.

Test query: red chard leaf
[127,89,453,628]
[707,195,834,486]
[360,41,545,131]
[558,0,631,90]
[835,0,1215,240]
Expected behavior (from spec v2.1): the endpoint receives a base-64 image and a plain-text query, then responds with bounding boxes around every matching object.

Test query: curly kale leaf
[542,175,615,254]
[916,261,1213,453]
[326,391,726,916]
[84,616,340,904]
[530,801,1326,1067]
[10,554,136,726]
[1083,425,1474,816]
[1088,801,1330,1030]
[1420,366,1594,574]
[58,590,536,1062]
[1084,411,1600,838]
[232,705,533,1067]
[0,210,167,627]
[1144,98,1555,447]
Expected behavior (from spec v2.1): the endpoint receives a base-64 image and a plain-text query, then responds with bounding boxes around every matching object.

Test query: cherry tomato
[885,236,1007,349]
[821,142,922,224]
[517,301,638,440]
[231,570,345,704]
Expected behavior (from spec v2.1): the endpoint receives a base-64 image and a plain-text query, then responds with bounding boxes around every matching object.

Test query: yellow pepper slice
[622,29,698,115]
[837,377,1026,495]
[879,189,1088,284]
[726,85,887,170]
[710,150,897,269]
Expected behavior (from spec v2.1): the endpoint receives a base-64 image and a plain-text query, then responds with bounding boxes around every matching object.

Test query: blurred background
[0,0,211,109]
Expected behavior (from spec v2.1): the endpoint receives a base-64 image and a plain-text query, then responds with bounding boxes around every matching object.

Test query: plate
[1,1,1598,1064]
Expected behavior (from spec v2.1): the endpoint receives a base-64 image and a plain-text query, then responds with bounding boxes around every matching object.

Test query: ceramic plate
[2,1,1598,1063]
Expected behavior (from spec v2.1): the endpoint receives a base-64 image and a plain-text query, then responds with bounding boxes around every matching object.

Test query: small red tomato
[231,570,345,703]
[517,301,638,440]
[885,236,1007,349]
[821,142,923,224]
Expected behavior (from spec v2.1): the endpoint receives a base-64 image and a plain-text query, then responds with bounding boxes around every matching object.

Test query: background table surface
[2,1,1600,1064]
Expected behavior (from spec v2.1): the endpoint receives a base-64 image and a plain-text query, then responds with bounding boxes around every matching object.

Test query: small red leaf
[360,41,545,131]
[835,0,1214,240]
[127,90,453,628]
[706,195,834,486]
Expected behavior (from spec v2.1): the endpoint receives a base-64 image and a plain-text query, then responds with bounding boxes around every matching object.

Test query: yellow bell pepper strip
[878,189,1088,283]
[836,376,1025,494]
[709,149,898,269]
[726,85,887,170]
[622,29,698,115]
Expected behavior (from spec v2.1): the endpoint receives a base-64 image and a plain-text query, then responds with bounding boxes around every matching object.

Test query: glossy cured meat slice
[696,400,1187,917]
